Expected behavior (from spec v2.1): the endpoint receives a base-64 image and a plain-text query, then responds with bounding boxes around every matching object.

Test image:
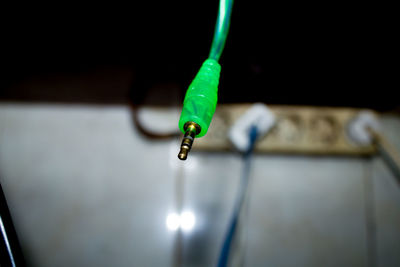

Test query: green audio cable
[178,0,234,160]
[209,0,234,62]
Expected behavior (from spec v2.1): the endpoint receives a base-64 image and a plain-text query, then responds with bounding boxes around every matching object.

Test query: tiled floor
[0,104,399,267]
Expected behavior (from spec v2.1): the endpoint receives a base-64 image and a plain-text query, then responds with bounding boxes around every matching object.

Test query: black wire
[0,183,26,267]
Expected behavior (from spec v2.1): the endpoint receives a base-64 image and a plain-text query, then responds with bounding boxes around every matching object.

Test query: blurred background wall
[0,104,399,267]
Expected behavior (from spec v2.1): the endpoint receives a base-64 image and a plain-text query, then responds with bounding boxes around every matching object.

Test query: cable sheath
[209,0,234,61]
[217,125,258,267]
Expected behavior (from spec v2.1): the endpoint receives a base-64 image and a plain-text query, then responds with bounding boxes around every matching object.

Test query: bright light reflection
[180,211,195,231]
[166,213,180,231]
[166,211,196,232]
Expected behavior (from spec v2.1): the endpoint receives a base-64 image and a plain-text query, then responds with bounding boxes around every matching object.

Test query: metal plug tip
[177,122,201,161]
[178,146,189,160]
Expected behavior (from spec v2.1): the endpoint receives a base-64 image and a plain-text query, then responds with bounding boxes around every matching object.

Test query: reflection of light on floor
[166,211,196,232]
[166,213,180,231]
[180,211,195,231]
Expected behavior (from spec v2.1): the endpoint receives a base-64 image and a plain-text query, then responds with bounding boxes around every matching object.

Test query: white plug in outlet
[228,103,276,152]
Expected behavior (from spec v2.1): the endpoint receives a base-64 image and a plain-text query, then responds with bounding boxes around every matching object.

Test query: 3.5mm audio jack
[178,122,201,160]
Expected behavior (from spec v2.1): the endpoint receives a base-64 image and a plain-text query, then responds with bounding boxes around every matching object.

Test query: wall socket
[194,104,376,155]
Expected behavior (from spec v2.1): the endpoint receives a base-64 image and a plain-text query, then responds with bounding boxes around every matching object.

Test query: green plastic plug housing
[179,59,221,137]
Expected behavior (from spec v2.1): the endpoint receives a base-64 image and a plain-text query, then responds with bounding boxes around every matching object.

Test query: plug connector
[178,59,221,138]
[177,59,221,160]
[229,104,276,152]
[178,122,201,160]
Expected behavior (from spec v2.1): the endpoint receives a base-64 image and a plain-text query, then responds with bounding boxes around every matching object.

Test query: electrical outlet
[193,104,376,155]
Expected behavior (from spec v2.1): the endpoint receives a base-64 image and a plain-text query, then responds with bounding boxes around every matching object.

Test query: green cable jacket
[178,0,234,137]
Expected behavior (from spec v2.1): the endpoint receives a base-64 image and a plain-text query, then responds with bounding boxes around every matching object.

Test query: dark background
[0,1,397,110]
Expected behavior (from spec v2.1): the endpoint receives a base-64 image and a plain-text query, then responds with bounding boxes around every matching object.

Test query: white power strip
[194,104,376,155]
